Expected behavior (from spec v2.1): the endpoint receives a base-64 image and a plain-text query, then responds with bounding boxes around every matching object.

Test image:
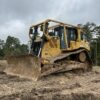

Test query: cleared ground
[0,60,100,100]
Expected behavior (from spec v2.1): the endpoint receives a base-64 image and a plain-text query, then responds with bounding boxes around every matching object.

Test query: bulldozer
[5,19,92,81]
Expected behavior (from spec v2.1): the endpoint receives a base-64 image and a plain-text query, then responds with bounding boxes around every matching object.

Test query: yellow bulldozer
[5,19,92,81]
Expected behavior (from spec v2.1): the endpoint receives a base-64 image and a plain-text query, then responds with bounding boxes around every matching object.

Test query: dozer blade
[5,55,41,81]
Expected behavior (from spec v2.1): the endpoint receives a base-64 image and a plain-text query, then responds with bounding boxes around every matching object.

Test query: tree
[94,26,100,39]
[0,39,5,49]
[0,39,5,59]
[20,44,29,55]
[4,36,28,57]
[4,36,20,56]
[82,22,96,41]
[0,49,5,59]
[83,22,100,66]
[94,26,100,65]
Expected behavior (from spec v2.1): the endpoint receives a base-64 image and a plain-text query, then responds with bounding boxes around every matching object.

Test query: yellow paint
[42,37,61,64]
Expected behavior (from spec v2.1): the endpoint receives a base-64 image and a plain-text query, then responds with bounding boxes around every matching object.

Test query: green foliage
[82,22,100,66]
[0,49,5,59]
[96,39,100,65]
[4,36,20,56]
[0,39,5,59]
[82,22,96,41]
[91,39,100,66]
[0,36,28,58]
[94,26,100,39]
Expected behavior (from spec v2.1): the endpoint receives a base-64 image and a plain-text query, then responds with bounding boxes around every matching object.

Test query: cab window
[67,28,78,41]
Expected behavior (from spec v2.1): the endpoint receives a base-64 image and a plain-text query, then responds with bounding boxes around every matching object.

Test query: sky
[0,0,100,43]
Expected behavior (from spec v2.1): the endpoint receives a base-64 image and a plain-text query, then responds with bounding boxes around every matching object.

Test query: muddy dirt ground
[0,60,100,100]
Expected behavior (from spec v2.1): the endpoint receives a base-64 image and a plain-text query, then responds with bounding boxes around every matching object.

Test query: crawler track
[41,49,92,77]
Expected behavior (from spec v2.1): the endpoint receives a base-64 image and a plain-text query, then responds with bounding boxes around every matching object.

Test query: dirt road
[0,60,100,100]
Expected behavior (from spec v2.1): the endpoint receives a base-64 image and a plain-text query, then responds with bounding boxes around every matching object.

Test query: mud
[0,60,100,100]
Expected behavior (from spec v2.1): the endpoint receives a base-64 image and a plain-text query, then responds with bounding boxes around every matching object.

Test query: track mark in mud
[91,79,100,83]
[29,82,81,96]
[0,93,19,100]
[0,72,31,84]
[66,82,81,89]
[0,92,100,100]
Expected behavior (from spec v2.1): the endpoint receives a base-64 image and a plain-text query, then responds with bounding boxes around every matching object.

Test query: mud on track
[0,60,100,100]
